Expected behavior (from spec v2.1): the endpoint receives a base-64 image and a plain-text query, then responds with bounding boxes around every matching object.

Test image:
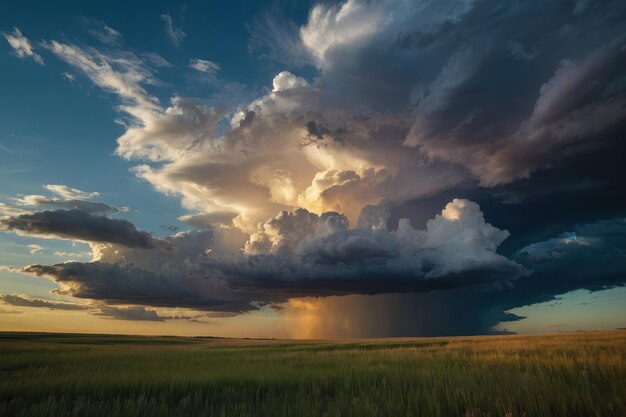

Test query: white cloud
[243,199,519,280]
[1,209,156,248]
[42,40,159,111]
[110,67,465,232]
[45,184,100,200]
[28,244,43,254]
[62,72,76,82]
[2,27,44,65]
[188,58,219,74]
[300,0,391,68]
[271,71,309,91]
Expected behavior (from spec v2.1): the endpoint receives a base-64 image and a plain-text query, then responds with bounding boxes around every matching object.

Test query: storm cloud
[12,199,527,313]
[0,293,89,311]
[1,210,156,248]
[2,0,625,336]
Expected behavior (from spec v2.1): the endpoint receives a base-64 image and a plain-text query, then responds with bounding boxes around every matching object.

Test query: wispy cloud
[42,39,160,111]
[161,13,186,47]
[188,58,220,84]
[0,293,89,311]
[142,52,172,68]
[53,250,91,258]
[82,17,123,46]
[62,72,76,82]
[27,244,42,254]
[91,305,209,322]
[45,184,99,200]
[1,27,44,65]
[13,184,121,214]
[188,58,219,74]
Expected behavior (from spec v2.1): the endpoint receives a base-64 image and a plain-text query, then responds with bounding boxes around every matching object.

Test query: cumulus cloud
[0,293,89,310]
[10,1,626,233]
[123,69,464,231]
[0,210,157,248]
[275,215,626,338]
[9,200,526,312]
[26,21,466,234]
[161,14,186,47]
[2,27,44,65]
[6,0,625,334]
[228,199,524,293]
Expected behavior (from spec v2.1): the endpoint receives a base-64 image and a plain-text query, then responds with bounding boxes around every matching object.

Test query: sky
[0,0,625,338]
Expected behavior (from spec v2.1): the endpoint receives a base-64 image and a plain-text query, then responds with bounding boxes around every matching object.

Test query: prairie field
[0,331,624,417]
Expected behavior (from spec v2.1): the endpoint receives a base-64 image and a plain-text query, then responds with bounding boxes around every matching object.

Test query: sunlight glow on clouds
[1,0,625,336]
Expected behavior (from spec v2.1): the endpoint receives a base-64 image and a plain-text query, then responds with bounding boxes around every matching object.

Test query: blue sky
[0,0,625,338]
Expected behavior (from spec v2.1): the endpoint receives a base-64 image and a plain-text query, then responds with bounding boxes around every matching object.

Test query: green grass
[0,331,625,417]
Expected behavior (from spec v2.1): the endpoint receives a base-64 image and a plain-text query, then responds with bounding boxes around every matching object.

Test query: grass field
[0,331,624,417]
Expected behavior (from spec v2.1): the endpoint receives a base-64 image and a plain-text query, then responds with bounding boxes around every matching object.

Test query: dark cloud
[20,197,120,214]
[0,293,88,311]
[92,306,164,322]
[391,129,626,258]
[515,218,626,287]
[301,216,626,337]
[0,210,157,248]
[11,200,528,313]
[398,0,626,185]
[4,0,626,337]
[15,261,258,313]
[296,0,626,187]
[92,306,207,322]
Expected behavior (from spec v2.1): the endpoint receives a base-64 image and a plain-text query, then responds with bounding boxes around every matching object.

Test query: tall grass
[0,332,624,417]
